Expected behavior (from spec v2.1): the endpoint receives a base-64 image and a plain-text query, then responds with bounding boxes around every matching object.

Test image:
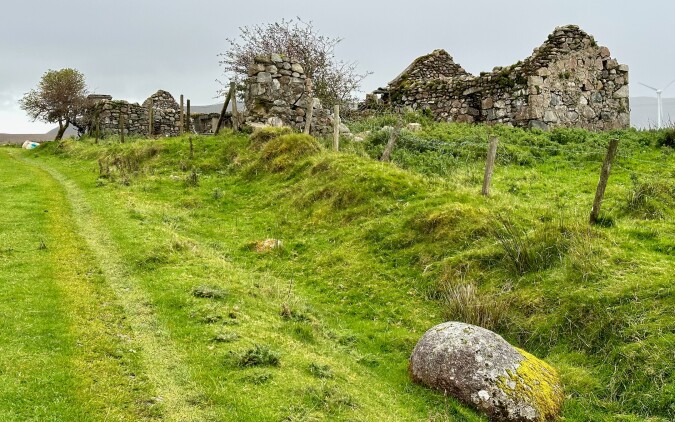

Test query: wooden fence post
[590,138,619,224]
[119,114,125,143]
[380,122,402,162]
[179,94,184,135]
[482,137,499,196]
[148,99,154,137]
[231,83,239,132]
[303,79,314,135]
[95,113,100,144]
[186,99,191,134]
[333,105,340,151]
[215,83,235,135]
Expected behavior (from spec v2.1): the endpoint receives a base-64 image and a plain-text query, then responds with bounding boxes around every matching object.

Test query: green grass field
[0,119,672,421]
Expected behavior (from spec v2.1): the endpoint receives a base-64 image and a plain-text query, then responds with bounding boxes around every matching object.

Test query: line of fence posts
[478,135,620,225]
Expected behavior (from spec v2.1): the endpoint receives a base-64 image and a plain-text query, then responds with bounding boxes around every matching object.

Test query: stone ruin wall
[85,90,181,137]
[380,25,629,131]
[243,54,344,137]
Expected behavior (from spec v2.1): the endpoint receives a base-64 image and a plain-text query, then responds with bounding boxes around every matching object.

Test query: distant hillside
[0,126,78,145]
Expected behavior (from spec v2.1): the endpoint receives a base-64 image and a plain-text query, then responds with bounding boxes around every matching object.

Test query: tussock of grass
[308,363,334,379]
[191,285,227,299]
[622,173,675,220]
[492,216,570,275]
[441,283,510,331]
[236,344,281,367]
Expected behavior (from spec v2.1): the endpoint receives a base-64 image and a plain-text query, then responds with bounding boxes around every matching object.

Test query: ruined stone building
[371,25,629,131]
[85,90,182,137]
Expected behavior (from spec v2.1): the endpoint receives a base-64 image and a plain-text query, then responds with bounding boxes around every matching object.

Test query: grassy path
[0,149,210,421]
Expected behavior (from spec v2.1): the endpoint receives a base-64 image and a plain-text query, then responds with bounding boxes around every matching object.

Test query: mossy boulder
[410,322,563,421]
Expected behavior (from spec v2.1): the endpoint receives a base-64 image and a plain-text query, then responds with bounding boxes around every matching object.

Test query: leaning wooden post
[179,94,184,135]
[303,78,314,135]
[482,137,499,196]
[380,122,402,162]
[186,99,191,134]
[214,83,235,135]
[333,105,340,151]
[231,83,239,132]
[590,138,619,224]
[148,99,154,137]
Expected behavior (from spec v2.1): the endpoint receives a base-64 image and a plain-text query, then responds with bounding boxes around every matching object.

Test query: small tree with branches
[20,68,88,141]
[219,18,370,110]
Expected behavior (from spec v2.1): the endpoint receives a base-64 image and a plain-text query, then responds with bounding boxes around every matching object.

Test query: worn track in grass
[1,149,211,421]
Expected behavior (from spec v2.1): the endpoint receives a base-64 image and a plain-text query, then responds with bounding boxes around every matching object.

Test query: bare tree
[19,68,88,141]
[219,18,370,109]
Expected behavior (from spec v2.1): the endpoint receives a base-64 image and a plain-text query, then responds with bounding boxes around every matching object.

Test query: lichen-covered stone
[410,322,563,421]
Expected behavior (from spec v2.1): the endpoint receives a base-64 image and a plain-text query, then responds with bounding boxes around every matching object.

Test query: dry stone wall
[85,90,181,137]
[378,25,629,131]
[243,54,339,136]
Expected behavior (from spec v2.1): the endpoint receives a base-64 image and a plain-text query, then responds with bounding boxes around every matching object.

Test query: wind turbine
[639,79,675,129]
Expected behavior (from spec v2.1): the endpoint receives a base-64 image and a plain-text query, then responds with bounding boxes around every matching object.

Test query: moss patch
[497,348,564,421]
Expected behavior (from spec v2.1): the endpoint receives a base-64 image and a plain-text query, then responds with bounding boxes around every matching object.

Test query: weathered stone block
[291,63,304,74]
[613,85,629,99]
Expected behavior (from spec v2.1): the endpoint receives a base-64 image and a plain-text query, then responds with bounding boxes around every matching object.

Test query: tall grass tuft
[492,216,569,275]
[623,173,674,219]
[441,282,510,331]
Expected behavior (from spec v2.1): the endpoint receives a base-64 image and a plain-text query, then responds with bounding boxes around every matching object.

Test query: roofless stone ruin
[369,25,629,131]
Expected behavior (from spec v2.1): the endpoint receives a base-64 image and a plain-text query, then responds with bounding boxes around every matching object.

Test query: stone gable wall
[380,25,629,131]
[243,54,342,137]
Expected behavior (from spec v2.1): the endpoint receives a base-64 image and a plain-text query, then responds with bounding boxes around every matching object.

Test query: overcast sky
[2,0,674,133]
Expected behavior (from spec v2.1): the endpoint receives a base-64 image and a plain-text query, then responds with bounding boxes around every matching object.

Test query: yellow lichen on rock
[497,348,564,421]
